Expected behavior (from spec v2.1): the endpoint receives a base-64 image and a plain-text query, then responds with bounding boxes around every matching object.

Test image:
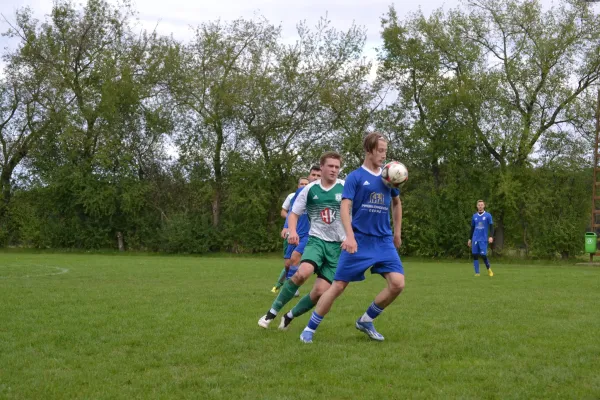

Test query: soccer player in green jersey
[259,152,346,330]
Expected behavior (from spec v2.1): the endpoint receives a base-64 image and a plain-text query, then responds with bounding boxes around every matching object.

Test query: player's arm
[392,196,402,248]
[280,194,293,219]
[340,199,357,253]
[281,211,291,238]
[287,212,300,245]
[468,218,474,247]
[289,186,309,245]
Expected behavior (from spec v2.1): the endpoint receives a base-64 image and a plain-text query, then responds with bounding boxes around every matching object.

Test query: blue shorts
[284,234,309,259]
[286,265,298,279]
[334,232,404,282]
[472,241,488,256]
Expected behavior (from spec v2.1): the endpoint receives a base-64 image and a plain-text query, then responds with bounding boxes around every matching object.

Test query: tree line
[0,0,597,258]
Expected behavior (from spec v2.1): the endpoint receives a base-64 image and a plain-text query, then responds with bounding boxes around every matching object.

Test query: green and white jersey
[291,179,346,243]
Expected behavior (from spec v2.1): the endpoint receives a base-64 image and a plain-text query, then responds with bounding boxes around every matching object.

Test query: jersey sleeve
[281,193,294,210]
[341,172,358,201]
[291,185,310,216]
[391,187,400,197]
[284,189,303,228]
[488,213,493,225]
[471,215,475,227]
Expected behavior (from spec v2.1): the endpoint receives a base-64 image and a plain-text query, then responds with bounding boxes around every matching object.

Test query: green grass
[0,253,599,399]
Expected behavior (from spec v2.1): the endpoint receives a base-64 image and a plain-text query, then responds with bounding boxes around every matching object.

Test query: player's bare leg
[259,262,314,328]
[355,272,405,341]
[280,277,331,331]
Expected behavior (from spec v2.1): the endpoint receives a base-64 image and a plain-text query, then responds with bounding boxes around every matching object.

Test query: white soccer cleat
[258,315,273,329]
[279,314,293,331]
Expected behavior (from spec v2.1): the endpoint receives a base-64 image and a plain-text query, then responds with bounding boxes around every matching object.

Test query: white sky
[2,0,598,69]
[0,0,462,49]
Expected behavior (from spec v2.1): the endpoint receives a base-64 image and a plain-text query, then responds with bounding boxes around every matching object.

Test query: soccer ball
[381,161,408,188]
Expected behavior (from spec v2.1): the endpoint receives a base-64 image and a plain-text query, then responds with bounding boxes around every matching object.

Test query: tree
[5,0,173,249]
[380,0,600,252]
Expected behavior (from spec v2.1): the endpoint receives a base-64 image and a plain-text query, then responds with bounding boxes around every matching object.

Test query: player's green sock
[290,294,316,318]
[274,268,286,288]
[270,280,300,314]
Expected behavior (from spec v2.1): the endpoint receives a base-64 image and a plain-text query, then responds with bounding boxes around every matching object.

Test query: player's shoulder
[345,167,364,180]
[335,178,345,186]
[303,180,320,192]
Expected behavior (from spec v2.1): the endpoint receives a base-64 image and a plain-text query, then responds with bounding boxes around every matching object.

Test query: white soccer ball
[381,161,408,188]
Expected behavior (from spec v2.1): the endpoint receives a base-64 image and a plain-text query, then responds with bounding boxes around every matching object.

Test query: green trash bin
[585,232,597,253]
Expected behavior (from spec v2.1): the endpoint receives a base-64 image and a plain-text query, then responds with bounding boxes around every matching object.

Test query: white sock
[359,312,374,323]
[286,311,294,319]
[269,308,278,316]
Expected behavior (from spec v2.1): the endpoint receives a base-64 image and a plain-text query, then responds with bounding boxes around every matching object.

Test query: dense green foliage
[0,0,597,257]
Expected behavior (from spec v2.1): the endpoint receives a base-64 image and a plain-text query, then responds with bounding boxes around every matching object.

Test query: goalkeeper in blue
[299,132,405,343]
[468,200,494,277]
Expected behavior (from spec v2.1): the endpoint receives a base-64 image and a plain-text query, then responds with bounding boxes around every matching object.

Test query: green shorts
[282,238,288,257]
[301,236,342,283]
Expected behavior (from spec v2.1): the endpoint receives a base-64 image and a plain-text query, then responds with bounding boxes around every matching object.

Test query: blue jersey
[343,166,400,237]
[471,212,493,242]
[284,187,310,236]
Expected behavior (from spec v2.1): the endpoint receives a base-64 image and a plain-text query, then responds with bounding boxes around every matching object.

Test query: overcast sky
[0,0,466,57]
[1,0,598,68]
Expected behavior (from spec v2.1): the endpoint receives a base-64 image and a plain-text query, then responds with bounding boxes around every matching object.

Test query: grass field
[0,253,599,399]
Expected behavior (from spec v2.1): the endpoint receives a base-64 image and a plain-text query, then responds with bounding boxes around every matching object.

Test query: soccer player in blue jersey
[468,200,494,277]
[299,132,404,343]
[272,167,321,294]
[272,176,309,293]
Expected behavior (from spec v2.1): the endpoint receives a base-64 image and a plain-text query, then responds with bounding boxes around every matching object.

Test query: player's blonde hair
[298,177,308,184]
[477,199,485,205]
[363,132,388,154]
[319,151,342,166]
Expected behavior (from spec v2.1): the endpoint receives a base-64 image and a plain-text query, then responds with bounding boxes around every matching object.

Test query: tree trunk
[431,158,440,191]
[211,191,221,227]
[212,122,224,228]
[117,232,125,251]
[494,213,505,255]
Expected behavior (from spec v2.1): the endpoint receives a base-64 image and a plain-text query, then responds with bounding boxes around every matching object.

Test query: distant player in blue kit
[468,200,494,277]
[299,132,405,343]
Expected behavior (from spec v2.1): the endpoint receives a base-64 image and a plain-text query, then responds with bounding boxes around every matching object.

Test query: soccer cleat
[300,329,314,343]
[279,314,293,331]
[488,269,494,277]
[474,273,480,276]
[294,289,300,297]
[355,319,385,341]
[270,286,280,294]
[258,315,273,329]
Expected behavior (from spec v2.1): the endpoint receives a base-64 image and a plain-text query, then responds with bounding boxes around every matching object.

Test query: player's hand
[488,237,493,244]
[341,237,358,254]
[280,228,289,239]
[394,233,402,249]
[288,231,299,245]
[467,239,472,248]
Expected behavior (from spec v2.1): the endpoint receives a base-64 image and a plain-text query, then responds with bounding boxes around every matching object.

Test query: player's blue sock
[482,256,490,269]
[306,311,324,331]
[473,259,480,274]
[359,302,384,323]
